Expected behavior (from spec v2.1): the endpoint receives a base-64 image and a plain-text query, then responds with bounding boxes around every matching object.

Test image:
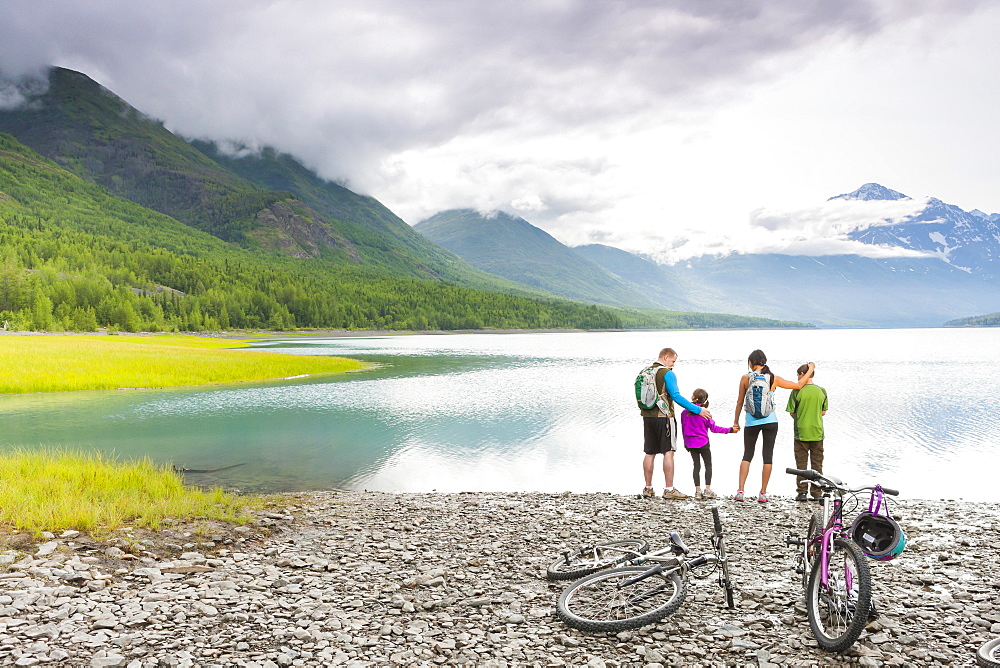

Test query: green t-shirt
[785,384,828,442]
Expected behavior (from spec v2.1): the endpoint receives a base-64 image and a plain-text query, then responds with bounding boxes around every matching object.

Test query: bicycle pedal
[785,533,804,547]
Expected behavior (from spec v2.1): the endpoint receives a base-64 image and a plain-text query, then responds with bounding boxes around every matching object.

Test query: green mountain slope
[415,209,659,307]
[573,243,710,311]
[0,67,519,287]
[0,132,625,331]
[188,140,542,293]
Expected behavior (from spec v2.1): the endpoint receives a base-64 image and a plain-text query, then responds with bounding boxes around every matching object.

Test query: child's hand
[731,426,740,433]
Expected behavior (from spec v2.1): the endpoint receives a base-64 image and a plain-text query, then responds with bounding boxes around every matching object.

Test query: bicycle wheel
[556,566,687,633]
[711,507,736,609]
[978,637,1000,667]
[806,537,871,652]
[546,539,650,581]
[801,511,824,589]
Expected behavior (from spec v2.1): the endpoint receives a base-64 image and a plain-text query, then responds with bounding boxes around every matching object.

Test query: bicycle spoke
[806,538,871,652]
[556,566,687,632]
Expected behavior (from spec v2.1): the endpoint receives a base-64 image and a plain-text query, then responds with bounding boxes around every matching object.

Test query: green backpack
[635,365,673,415]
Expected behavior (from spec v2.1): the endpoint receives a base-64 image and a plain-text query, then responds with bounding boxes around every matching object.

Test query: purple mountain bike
[785,467,900,652]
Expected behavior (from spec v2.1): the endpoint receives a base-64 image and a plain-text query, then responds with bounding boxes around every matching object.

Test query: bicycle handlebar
[785,467,899,496]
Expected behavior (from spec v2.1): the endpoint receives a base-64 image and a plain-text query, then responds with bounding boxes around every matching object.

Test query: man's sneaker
[758,493,770,503]
[703,489,718,499]
[795,492,808,502]
[663,488,689,499]
[642,487,656,498]
[695,490,704,500]
[734,491,745,501]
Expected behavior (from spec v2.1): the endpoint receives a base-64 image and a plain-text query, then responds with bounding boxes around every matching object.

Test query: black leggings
[742,422,778,465]
[688,446,712,486]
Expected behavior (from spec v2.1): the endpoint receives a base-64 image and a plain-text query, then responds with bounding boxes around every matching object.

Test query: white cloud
[748,197,930,234]
[568,197,936,262]
[0,0,998,260]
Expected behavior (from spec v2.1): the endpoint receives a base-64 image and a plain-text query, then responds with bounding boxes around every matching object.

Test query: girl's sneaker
[703,489,718,499]
[758,493,770,503]
[734,491,745,501]
[695,490,704,500]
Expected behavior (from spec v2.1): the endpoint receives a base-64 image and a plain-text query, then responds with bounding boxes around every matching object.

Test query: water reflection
[1,329,999,499]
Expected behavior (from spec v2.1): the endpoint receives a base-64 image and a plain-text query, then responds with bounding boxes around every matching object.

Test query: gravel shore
[2,491,998,667]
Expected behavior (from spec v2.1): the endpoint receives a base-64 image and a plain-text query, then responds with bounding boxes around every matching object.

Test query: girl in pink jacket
[681,389,738,499]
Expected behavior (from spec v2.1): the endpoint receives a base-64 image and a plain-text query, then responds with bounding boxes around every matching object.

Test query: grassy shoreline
[0,333,366,394]
[0,449,258,537]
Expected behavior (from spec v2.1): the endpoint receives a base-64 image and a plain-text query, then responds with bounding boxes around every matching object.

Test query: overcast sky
[2,0,998,262]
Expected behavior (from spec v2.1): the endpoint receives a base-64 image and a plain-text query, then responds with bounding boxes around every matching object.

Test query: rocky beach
[1,491,998,667]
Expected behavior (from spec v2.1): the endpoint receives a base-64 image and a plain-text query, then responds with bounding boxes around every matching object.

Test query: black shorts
[643,416,674,454]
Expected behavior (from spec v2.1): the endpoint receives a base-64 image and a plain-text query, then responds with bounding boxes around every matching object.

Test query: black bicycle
[548,507,735,632]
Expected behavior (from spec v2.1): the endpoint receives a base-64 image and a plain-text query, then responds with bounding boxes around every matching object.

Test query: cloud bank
[0,0,996,260]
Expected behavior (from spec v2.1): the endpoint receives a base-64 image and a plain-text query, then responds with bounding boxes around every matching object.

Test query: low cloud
[568,197,936,263]
[0,0,994,259]
[748,197,931,235]
[0,75,48,110]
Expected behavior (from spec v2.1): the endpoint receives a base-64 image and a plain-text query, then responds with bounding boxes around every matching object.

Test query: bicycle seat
[669,531,690,555]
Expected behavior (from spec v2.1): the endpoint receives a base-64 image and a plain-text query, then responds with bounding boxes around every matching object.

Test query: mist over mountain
[416,182,999,327]
[0,65,799,332]
[837,183,1000,279]
[675,183,1000,326]
[0,67,528,291]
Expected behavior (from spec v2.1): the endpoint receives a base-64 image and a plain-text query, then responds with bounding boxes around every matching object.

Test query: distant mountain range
[416,183,1000,327]
[0,66,795,332]
[2,66,994,330]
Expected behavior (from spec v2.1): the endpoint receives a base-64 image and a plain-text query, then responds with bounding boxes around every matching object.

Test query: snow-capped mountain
[830,183,909,202]
[637,183,1000,326]
[836,183,1000,277]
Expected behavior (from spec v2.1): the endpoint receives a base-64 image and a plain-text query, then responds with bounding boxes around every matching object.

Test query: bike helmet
[850,511,906,561]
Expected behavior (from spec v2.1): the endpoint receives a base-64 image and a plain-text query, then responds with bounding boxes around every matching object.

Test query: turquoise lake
[2,328,998,500]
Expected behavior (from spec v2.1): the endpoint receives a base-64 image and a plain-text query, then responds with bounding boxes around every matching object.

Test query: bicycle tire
[546,539,650,581]
[556,566,686,632]
[802,511,823,589]
[711,507,736,609]
[806,537,871,652]
[978,637,1000,667]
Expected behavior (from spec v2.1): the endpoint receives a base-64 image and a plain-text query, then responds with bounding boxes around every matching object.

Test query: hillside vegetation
[943,312,1000,327]
[0,67,811,333]
[0,133,622,331]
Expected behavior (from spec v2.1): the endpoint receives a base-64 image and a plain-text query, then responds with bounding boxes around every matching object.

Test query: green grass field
[0,449,259,536]
[0,334,366,393]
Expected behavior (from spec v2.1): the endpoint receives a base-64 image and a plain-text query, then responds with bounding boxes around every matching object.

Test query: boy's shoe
[703,489,718,499]
[734,491,745,501]
[663,488,689,499]
[642,487,656,498]
[758,493,770,503]
[695,490,704,500]
[795,492,808,502]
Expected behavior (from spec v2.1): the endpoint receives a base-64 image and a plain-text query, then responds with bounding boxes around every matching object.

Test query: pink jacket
[681,409,732,449]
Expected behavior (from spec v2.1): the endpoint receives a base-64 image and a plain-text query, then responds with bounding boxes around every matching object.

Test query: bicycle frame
[786,467,900,652]
[551,506,735,634]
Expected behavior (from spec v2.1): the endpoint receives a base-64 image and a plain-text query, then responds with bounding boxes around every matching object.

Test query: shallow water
[2,328,997,500]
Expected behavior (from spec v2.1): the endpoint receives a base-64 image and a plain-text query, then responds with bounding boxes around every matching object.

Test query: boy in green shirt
[786,363,829,502]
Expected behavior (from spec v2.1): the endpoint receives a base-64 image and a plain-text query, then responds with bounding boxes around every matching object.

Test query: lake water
[2,329,998,500]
